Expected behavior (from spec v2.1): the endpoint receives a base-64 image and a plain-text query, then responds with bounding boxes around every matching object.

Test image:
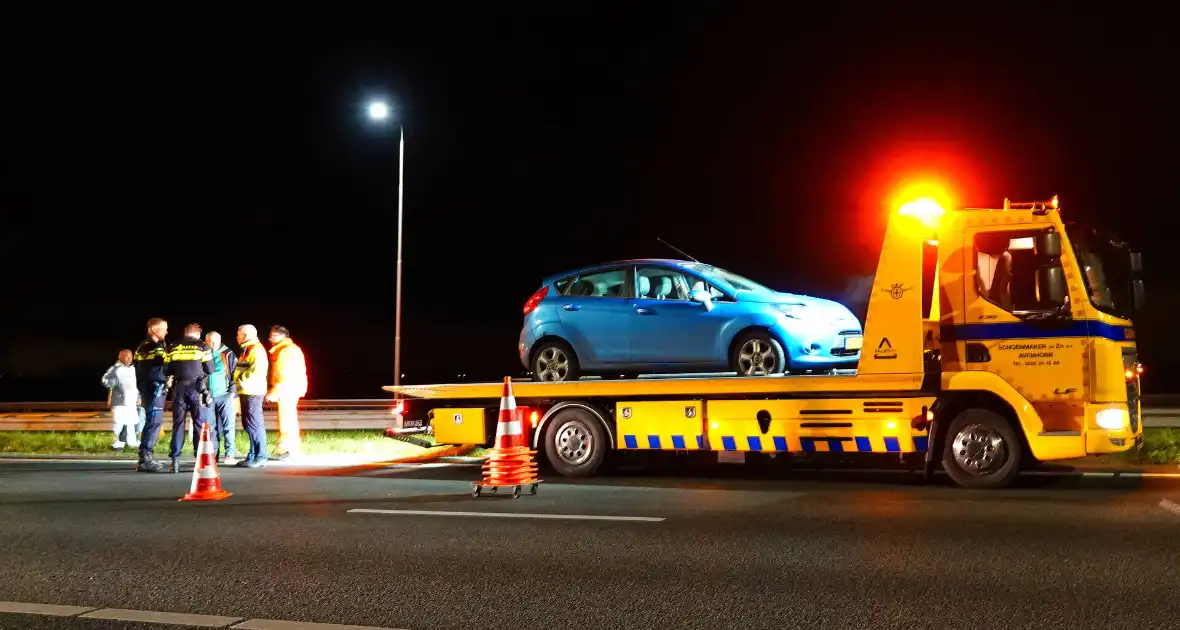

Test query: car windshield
[1063,222,1132,319]
[685,264,773,293]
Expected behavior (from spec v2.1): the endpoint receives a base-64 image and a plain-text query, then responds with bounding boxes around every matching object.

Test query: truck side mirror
[1036,231,1062,259]
[1132,278,1145,311]
[1130,251,1143,274]
[1037,266,1068,308]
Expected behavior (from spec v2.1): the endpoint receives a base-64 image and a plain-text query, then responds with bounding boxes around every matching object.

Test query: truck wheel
[542,407,606,477]
[940,408,1022,489]
[730,330,786,376]
[532,340,581,382]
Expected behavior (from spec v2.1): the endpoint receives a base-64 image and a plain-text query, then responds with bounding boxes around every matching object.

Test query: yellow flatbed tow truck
[388,194,1145,489]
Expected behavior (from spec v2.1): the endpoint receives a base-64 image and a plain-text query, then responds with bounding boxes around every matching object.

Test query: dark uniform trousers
[171,382,211,459]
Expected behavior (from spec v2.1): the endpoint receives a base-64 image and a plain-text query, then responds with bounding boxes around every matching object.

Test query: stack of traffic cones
[473,377,540,498]
[179,423,232,502]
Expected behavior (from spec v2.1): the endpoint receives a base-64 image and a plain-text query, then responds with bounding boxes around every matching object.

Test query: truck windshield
[685,264,773,293]
[1063,222,1133,320]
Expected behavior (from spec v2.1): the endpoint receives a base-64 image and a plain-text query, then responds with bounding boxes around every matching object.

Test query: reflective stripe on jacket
[268,338,308,398]
[233,339,269,396]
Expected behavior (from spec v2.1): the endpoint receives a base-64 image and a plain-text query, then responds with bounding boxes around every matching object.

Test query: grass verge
[0,430,437,460]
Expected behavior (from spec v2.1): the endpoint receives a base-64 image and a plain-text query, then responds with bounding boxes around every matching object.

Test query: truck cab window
[974,231,1046,315]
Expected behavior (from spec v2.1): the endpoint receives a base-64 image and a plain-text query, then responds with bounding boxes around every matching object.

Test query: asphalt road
[2,460,1180,630]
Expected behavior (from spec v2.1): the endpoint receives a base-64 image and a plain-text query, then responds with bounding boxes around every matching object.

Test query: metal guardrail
[2,397,1179,431]
[0,399,393,413]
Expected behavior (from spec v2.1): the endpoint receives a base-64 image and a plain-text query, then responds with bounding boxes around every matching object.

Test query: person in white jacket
[102,349,140,450]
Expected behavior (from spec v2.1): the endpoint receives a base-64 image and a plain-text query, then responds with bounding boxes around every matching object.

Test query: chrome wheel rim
[555,419,593,466]
[952,423,1008,475]
[536,347,570,381]
[737,338,776,375]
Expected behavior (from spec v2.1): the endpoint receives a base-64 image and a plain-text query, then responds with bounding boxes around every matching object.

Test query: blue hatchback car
[519,259,863,381]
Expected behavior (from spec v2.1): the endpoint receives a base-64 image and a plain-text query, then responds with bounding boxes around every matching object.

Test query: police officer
[165,323,216,473]
[134,318,170,473]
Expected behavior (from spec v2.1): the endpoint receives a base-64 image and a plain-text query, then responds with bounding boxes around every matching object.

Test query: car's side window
[554,277,574,295]
[636,266,693,301]
[565,269,629,298]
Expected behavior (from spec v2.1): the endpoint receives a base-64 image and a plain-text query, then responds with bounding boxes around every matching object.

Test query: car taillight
[523,286,549,314]
[390,399,405,416]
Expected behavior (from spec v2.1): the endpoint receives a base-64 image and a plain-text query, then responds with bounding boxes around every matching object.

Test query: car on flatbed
[519,259,863,381]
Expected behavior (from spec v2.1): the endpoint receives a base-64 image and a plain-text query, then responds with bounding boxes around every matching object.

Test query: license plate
[396,416,426,430]
[843,335,863,350]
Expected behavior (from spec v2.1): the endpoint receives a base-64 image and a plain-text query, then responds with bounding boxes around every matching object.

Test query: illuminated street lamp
[367,99,405,393]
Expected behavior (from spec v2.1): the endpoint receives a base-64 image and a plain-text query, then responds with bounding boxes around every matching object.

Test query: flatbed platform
[385,372,924,400]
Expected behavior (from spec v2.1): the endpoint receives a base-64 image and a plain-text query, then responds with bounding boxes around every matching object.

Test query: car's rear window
[554,277,574,295]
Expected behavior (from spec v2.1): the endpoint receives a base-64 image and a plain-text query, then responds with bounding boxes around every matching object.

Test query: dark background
[1,4,1175,401]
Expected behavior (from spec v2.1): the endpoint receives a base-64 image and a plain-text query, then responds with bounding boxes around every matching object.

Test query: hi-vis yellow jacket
[233,339,269,396]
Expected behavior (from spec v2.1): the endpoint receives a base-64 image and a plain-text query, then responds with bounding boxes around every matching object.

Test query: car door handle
[635,307,654,315]
[561,304,581,311]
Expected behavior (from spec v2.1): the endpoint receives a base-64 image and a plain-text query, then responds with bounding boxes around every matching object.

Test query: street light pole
[394,126,405,394]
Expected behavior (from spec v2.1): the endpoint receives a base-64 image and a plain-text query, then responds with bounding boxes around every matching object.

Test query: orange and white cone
[179,422,232,502]
[476,377,539,490]
[494,378,526,449]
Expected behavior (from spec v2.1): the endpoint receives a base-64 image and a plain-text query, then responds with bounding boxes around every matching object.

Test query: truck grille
[1123,348,1140,433]
[1127,379,1140,433]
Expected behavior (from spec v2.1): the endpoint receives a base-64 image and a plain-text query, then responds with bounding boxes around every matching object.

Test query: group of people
[102,318,307,473]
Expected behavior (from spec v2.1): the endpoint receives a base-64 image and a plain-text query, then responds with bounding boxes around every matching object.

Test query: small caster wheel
[512,486,522,499]
[529,483,539,495]
[490,486,498,494]
[472,485,482,497]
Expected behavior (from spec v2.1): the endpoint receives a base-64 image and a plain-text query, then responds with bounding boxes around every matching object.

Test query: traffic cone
[473,377,540,497]
[179,423,232,502]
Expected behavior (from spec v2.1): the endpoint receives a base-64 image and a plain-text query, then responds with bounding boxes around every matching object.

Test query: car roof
[542,259,699,285]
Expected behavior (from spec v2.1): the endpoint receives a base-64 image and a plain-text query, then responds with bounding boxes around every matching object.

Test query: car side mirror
[1036,231,1062,259]
[1132,278,1145,311]
[1037,266,1068,308]
[690,289,714,312]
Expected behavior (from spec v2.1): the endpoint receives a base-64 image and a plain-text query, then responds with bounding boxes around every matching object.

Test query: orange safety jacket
[268,338,308,399]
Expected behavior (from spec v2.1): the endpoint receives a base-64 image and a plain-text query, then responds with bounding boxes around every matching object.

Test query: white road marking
[0,601,408,629]
[233,619,408,630]
[0,602,97,616]
[348,508,665,522]
[1159,499,1180,516]
[81,608,244,627]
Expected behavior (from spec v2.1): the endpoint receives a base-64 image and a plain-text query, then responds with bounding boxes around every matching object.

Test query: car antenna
[657,237,700,263]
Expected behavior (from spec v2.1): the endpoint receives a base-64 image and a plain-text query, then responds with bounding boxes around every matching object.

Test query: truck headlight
[1095,408,1129,430]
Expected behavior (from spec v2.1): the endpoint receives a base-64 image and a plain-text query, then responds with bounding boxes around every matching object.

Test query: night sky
[1,5,1175,400]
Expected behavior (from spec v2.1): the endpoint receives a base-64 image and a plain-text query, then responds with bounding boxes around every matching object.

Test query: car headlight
[1095,408,1129,430]
[775,303,807,319]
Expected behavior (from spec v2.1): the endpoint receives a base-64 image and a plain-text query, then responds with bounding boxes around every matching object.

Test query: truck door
[961,226,1086,432]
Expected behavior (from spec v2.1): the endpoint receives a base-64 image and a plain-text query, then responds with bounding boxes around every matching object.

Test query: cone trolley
[473,377,541,498]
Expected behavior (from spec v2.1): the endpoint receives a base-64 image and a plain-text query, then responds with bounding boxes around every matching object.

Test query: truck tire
[541,407,607,477]
[940,408,1023,489]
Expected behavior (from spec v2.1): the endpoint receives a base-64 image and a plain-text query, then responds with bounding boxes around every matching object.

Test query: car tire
[531,340,581,382]
[940,408,1023,490]
[730,330,786,376]
[542,407,607,477]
